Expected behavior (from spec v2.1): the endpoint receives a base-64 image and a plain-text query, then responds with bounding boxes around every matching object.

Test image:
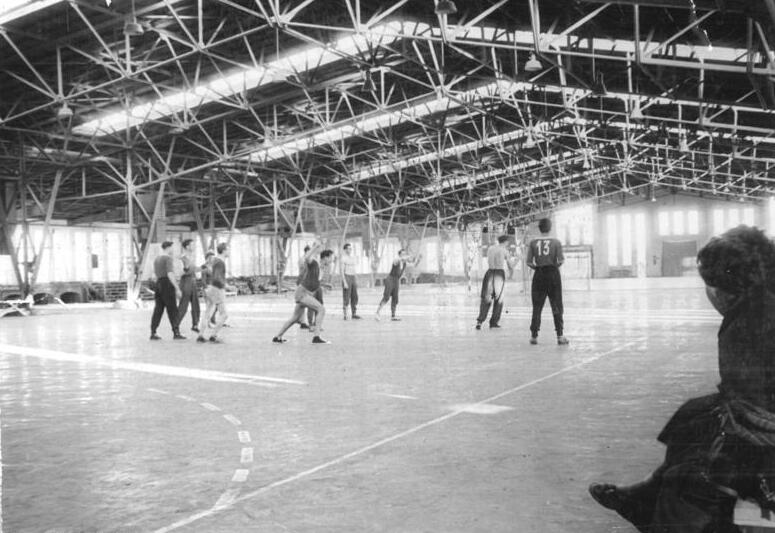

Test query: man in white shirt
[476,235,515,330]
[340,243,361,320]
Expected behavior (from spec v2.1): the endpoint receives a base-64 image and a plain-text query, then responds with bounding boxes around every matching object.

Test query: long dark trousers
[380,276,400,317]
[342,274,359,314]
[477,269,505,326]
[530,266,563,336]
[151,277,179,335]
[308,287,324,326]
[176,276,200,329]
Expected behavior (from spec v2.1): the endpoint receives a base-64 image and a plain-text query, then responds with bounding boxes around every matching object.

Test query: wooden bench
[0,295,34,317]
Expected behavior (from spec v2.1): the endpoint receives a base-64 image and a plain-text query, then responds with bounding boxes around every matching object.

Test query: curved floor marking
[154,339,643,533]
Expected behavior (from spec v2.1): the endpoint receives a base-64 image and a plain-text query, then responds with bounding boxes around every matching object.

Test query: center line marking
[153,339,643,533]
[0,343,306,386]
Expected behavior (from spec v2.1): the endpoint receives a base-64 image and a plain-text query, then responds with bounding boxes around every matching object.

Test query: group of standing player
[149,216,566,345]
[149,240,229,343]
[477,217,569,345]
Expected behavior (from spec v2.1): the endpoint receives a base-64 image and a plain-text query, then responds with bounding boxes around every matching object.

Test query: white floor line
[153,338,642,533]
[0,343,306,386]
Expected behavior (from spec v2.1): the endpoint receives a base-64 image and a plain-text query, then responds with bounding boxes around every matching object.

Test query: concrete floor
[0,279,723,532]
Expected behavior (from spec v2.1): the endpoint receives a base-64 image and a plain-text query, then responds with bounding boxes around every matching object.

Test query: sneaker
[557,336,569,345]
[150,333,162,340]
[489,324,501,329]
[475,323,482,330]
[529,336,538,345]
[343,310,349,320]
[196,336,207,343]
[374,313,381,321]
[209,336,222,344]
[272,336,287,344]
[299,323,310,330]
[391,317,401,321]
[191,326,200,333]
[173,333,186,340]
[352,314,362,320]
[312,336,331,344]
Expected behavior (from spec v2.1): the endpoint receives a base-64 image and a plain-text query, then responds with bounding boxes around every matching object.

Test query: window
[713,209,725,235]
[658,212,670,236]
[742,207,755,226]
[727,208,740,228]
[607,214,618,266]
[687,210,699,234]
[555,204,594,245]
[620,213,632,267]
[672,211,685,236]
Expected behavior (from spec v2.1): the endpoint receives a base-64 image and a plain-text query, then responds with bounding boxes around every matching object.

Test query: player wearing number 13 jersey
[526,218,569,345]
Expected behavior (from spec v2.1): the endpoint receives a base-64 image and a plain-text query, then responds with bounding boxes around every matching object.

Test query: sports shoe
[150,333,162,340]
[529,336,538,345]
[391,316,401,321]
[272,337,287,344]
[475,323,482,330]
[374,313,381,321]
[209,336,222,344]
[299,323,310,329]
[196,336,207,343]
[557,336,569,345]
[343,309,349,320]
[191,326,200,333]
[173,333,186,340]
[312,336,331,344]
[352,314,362,320]
[489,324,501,329]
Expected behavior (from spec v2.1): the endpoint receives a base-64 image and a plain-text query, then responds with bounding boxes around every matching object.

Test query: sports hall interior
[0,1,773,532]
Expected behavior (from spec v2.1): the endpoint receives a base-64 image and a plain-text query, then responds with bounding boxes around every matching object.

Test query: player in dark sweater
[150,241,184,340]
[273,243,333,344]
[375,249,412,321]
[175,238,201,333]
[526,218,569,345]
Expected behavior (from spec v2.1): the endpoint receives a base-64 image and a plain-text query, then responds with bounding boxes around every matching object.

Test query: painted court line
[154,339,642,533]
[223,414,241,426]
[240,448,254,464]
[237,431,251,444]
[376,392,418,400]
[0,343,306,387]
[231,469,249,483]
[200,402,222,412]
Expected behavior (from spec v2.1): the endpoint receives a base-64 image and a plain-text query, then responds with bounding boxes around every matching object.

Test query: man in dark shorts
[526,218,568,345]
[196,242,229,343]
[375,249,412,321]
[176,238,201,333]
[476,234,515,330]
[150,241,184,340]
[272,242,332,344]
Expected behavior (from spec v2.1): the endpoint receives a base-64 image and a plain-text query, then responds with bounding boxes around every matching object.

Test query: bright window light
[634,213,646,277]
[74,21,422,136]
[727,208,740,228]
[687,210,699,234]
[620,213,632,267]
[658,212,670,236]
[742,207,755,226]
[672,210,684,235]
[712,209,725,235]
[769,197,775,236]
[607,214,618,267]
[0,0,65,24]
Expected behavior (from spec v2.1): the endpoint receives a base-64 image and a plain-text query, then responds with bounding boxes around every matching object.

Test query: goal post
[561,245,593,291]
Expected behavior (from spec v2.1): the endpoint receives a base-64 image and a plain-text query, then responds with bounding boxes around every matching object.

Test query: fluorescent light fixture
[73,21,425,136]
[247,80,519,164]
[0,0,66,25]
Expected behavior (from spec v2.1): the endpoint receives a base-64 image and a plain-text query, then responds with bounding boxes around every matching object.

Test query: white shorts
[205,286,226,305]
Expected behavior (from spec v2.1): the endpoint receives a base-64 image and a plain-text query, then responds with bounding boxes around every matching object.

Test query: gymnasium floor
[0,278,721,532]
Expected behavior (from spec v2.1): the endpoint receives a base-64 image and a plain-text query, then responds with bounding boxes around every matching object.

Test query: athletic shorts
[294,285,315,304]
[205,286,226,305]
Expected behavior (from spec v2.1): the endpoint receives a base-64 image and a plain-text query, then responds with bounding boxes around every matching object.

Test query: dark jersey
[527,238,564,268]
[388,260,406,279]
[180,255,194,278]
[301,259,320,292]
[210,257,226,289]
[153,254,173,279]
